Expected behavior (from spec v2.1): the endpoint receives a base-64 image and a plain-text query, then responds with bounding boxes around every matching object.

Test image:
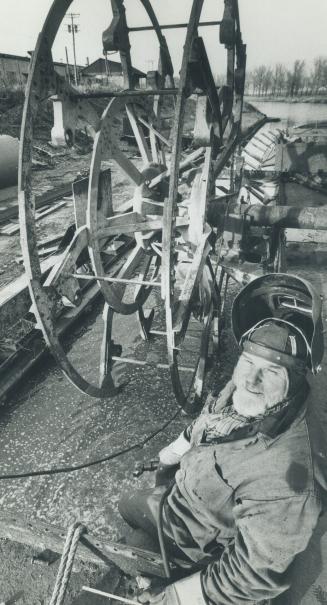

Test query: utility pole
[67,13,79,85]
[65,46,71,84]
[104,50,111,84]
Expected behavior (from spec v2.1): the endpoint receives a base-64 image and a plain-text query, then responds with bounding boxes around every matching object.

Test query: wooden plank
[0,183,72,226]
[97,214,189,238]
[0,201,67,235]
[73,168,112,229]
[37,232,65,248]
[0,515,184,578]
[15,246,59,264]
[72,176,88,229]
[0,242,135,401]
[44,226,88,288]
[0,255,62,340]
[188,147,212,245]
[0,278,99,402]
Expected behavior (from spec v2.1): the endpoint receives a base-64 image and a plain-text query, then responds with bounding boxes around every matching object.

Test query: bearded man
[119,274,327,605]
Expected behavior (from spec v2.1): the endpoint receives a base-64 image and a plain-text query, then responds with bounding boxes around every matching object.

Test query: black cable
[0,408,181,480]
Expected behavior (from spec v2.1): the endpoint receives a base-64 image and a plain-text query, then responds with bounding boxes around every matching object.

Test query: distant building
[81,57,146,88]
[0,52,80,87]
[0,52,146,90]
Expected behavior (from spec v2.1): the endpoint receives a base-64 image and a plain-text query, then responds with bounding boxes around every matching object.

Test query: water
[248,99,327,128]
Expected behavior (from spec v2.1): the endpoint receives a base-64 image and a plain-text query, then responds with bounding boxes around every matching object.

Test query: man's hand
[138,585,180,605]
[137,573,204,605]
[158,432,191,466]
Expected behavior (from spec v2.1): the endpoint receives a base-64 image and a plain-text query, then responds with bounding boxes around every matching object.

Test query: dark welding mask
[231,273,324,374]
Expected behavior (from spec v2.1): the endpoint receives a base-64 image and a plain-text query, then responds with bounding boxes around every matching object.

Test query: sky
[0,0,326,75]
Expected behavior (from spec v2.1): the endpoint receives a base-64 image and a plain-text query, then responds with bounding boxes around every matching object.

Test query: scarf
[187,378,309,447]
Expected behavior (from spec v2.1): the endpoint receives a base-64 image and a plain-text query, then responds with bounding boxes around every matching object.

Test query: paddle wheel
[18,0,247,412]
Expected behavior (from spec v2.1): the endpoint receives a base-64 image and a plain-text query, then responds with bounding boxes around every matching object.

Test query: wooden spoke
[125,104,152,164]
[149,147,205,189]
[111,145,145,186]
[138,116,171,148]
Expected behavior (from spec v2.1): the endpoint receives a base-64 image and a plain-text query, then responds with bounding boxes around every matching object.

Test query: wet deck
[1,185,327,601]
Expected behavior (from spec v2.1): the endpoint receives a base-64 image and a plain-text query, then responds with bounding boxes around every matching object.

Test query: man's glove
[158,432,191,466]
[155,431,191,486]
[138,573,205,605]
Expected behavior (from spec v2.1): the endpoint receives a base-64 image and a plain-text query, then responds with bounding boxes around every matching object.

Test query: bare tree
[262,67,273,96]
[311,56,327,94]
[286,60,305,97]
[252,65,267,96]
[243,55,327,98]
[271,63,286,96]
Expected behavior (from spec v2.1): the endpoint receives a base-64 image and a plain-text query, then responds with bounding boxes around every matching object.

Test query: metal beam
[128,20,221,32]
[72,88,178,100]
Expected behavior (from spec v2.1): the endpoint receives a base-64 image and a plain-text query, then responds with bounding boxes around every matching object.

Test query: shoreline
[245,95,327,105]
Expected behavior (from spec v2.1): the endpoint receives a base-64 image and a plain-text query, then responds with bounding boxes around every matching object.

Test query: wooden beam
[0,515,186,578]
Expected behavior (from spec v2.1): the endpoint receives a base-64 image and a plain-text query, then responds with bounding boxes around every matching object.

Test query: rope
[49,522,86,605]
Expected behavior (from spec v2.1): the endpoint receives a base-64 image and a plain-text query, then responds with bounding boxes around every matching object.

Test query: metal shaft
[207,203,327,231]
[72,88,178,100]
[128,20,221,32]
[82,586,139,604]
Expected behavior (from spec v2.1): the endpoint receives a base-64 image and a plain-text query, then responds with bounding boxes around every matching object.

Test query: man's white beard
[232,387,283,417]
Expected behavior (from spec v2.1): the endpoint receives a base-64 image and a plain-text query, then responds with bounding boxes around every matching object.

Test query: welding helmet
[231,273,324,374]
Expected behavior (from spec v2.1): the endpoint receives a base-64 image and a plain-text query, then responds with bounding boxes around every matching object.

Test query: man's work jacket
[162,402,327,604]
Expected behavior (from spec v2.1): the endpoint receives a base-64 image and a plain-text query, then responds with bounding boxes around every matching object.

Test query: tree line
[245,57,327,97]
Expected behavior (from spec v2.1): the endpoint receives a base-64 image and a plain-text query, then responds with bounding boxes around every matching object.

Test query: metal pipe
[246,206,327,230]
[207,203,327,231]
[71,88,178,100]
[128,20,221,32]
